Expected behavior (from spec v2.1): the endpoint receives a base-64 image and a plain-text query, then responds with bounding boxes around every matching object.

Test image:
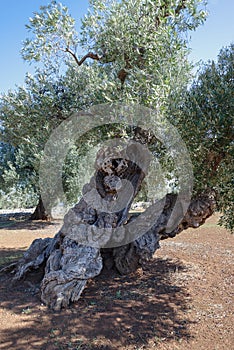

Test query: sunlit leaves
[21,1,78,68]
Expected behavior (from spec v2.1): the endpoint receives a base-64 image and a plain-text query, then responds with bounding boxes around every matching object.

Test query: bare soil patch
[0,212,233,350]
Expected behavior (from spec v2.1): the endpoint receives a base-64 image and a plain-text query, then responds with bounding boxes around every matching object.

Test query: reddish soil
[0,212,233,350]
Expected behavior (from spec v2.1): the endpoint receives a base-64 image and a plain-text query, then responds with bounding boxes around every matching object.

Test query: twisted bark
[4,142,216,309]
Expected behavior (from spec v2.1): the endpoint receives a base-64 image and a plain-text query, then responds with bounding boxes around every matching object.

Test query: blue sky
[0,0,233,94]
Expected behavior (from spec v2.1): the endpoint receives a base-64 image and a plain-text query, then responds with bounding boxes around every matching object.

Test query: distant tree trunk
[30,195,51,221]
[4,142,216,310]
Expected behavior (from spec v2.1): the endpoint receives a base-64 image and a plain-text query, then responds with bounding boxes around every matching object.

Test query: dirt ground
[0,212,233,350]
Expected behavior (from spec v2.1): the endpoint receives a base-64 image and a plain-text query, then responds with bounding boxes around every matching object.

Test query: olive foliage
[178,44,234,231]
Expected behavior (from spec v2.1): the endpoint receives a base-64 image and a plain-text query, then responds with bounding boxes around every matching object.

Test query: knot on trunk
[104,175,122,192]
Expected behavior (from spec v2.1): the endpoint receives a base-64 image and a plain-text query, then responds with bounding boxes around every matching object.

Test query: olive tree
[178,44,234,232]
[2,1,225,310]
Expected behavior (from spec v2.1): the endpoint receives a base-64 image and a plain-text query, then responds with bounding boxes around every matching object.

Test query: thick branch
[65,48,100,66]
[161,190,217,238]
[112,190,216,275]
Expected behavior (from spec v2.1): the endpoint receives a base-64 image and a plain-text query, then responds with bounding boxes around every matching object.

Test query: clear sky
[0,0,233,94]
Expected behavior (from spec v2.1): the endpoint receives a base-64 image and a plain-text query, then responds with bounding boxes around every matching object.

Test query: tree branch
[65,48,100,66]
[206,151,226,178]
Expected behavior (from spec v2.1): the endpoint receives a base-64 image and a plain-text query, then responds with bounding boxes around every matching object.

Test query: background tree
[0,72,69,217]
[0,143,38,209]
[177,43,234,232]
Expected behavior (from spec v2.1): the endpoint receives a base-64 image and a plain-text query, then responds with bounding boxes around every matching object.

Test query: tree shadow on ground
[0,254,195,350]
[0,248,25,268]
[0,216,60,230]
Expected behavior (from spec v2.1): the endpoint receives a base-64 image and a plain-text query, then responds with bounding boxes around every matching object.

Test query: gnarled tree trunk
[3,142,216,310]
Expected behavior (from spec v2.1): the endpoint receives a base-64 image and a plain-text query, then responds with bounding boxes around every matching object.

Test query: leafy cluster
[22,0,78,68]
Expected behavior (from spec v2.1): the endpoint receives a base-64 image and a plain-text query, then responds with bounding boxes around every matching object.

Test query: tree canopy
[0,0,233,232]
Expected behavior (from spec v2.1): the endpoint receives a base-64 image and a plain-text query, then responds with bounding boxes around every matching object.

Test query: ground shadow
[0,248,26,268]
[0,214,60,231]
[0,255,195,350]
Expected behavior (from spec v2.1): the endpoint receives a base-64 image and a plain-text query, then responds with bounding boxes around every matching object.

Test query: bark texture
[5,142,216,310]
